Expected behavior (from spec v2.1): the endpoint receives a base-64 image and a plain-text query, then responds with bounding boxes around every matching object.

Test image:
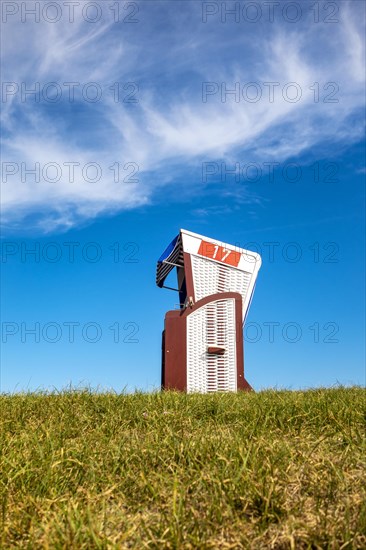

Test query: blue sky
[1,0,365,392]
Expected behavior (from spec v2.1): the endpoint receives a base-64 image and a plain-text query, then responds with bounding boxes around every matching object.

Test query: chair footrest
[207,346,226,355]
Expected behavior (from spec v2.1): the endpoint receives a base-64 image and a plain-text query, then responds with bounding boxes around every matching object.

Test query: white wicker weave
[187,298,237,393]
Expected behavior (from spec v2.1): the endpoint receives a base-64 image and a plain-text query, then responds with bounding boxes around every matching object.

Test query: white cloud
[1,0,365,233]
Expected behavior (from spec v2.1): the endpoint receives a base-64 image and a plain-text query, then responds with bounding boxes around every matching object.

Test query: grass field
[1,387,365,549]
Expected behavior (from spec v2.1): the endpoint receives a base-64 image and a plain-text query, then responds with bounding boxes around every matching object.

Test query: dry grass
[1,387,365,548]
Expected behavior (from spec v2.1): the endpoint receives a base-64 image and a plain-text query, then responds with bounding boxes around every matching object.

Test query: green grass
[1,387,365,549]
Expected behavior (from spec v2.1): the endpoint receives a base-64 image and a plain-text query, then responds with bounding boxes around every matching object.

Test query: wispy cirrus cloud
[1,0,365,233]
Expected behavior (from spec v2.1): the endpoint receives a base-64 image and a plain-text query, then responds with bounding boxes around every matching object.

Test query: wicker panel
[191,255,251,311]
[186,298,237,393]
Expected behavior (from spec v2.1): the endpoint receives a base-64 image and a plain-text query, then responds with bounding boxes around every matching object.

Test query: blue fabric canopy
[157,234,179,264]
[156,233,183,288]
